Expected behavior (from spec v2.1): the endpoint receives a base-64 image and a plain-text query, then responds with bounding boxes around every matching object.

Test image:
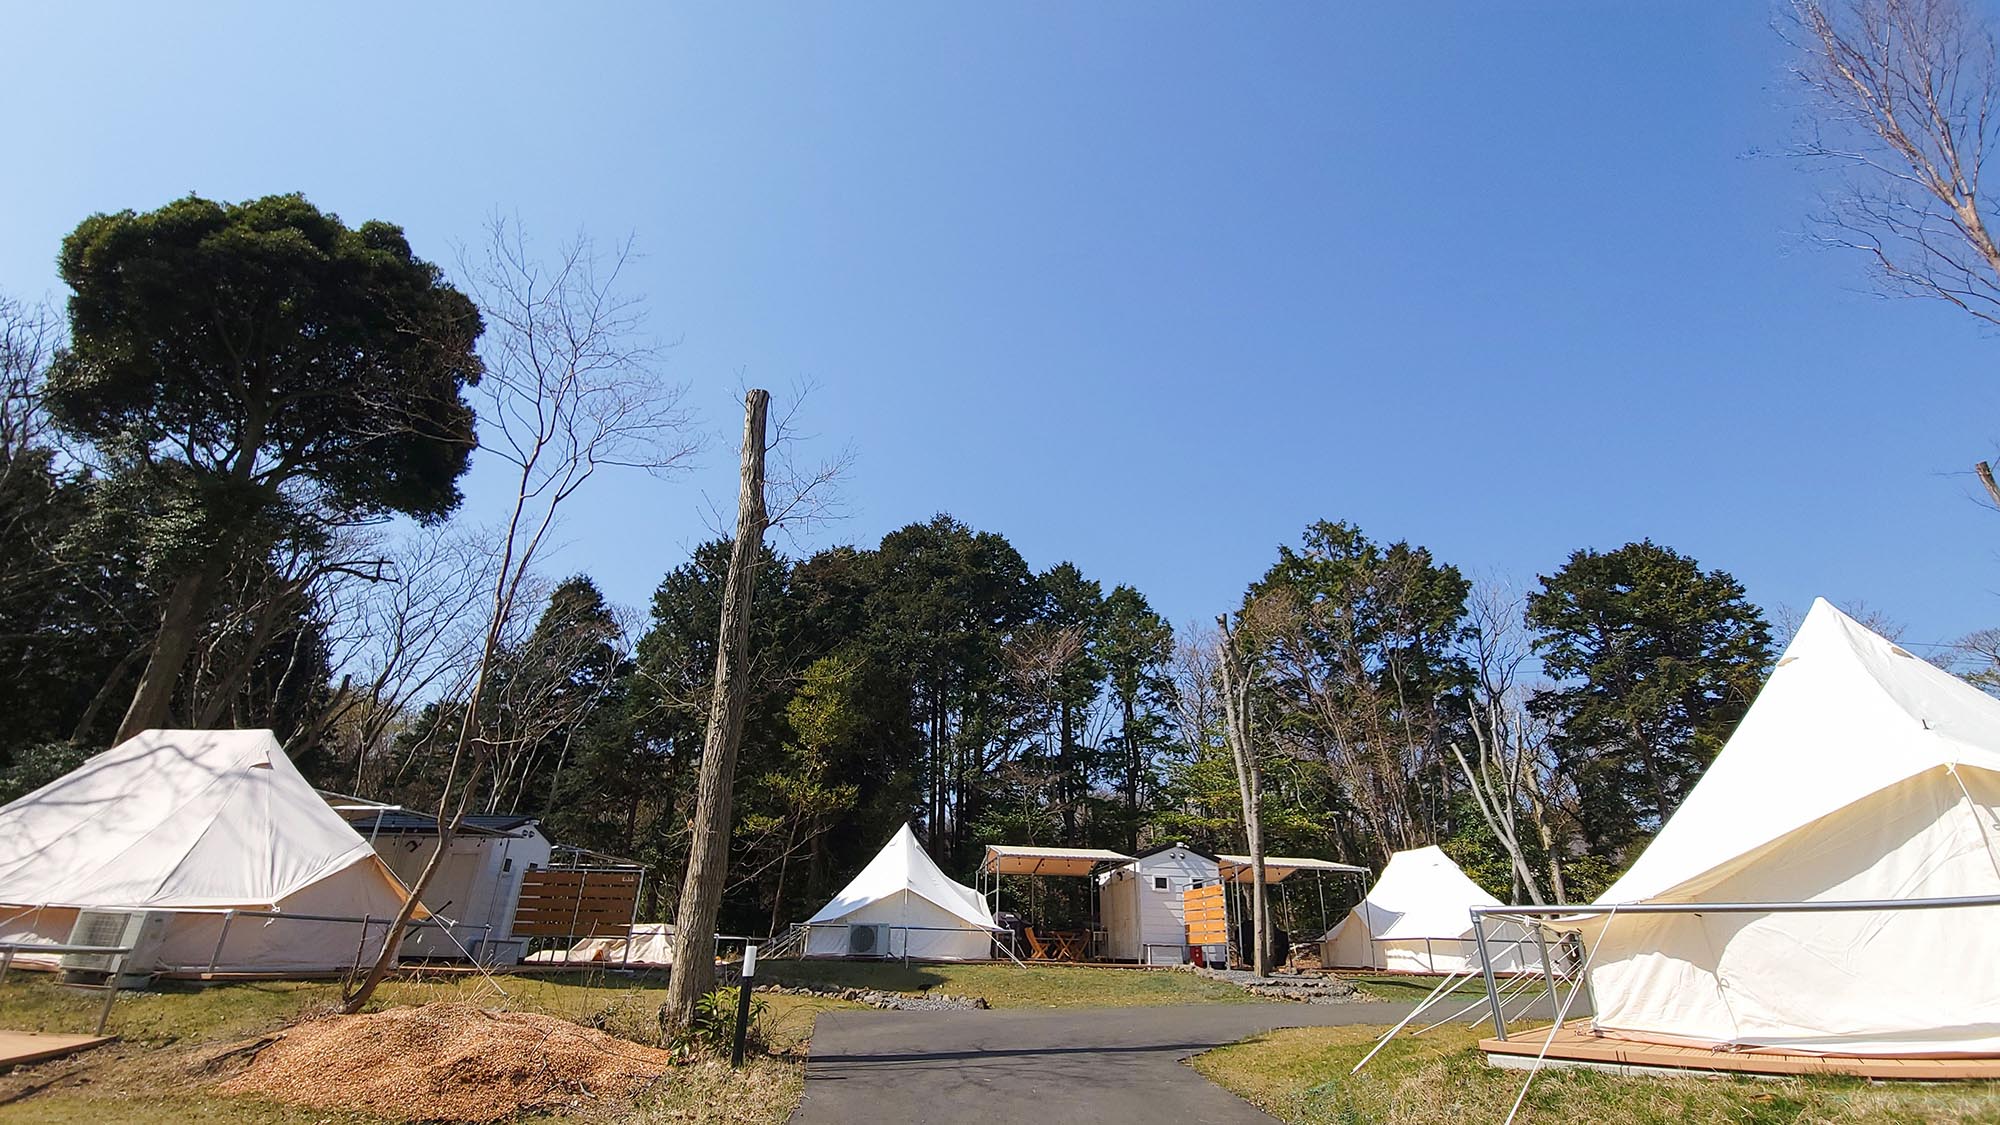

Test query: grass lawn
[0,970,851,1124]
[1193,1022,2000,1125]
[755,958,1263,1007]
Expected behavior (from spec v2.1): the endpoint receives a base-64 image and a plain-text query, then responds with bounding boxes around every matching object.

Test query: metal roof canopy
[979,844,1135,877]
[1216,854,1370,884]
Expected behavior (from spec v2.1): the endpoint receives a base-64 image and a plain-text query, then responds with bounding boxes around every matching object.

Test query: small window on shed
[1152,876,1170,891]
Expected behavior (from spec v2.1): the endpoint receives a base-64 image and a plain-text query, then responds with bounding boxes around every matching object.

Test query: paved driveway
[790,1001,1415,1125]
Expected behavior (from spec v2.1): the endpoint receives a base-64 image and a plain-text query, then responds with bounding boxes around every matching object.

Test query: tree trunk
[1122,691,1141,852]
[1215,616,1270,977]
[661,389,769,1034]
[73,647,145,742]
[1449,740,1545,905]
[341,755,485,1013]
[116,566,219,740]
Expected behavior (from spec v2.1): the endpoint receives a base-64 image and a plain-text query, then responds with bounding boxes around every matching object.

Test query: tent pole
[207,910,236,976]
[1531,924,1558,1029]
[1471,915,1505,1040]
[1349,965,1479,1074]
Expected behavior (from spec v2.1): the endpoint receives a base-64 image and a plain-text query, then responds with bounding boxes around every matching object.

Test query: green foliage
[0,740,93,804]
[48,193,484,530]
[1241,520,1475,863]
[668,986,766,1057]
[1527,541,1774,854]
[40,194,484,736]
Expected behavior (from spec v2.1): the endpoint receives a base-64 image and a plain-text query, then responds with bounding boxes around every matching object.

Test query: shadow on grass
[754,960,948,993]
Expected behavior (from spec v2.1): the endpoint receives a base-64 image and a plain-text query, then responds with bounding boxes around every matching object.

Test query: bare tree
[313,526,499,793]
[0,295,66,599]
[662,389,769,1034]
[1447,584,1573,905]
[0,293,60,474]
[1786,0,2000,499]
[1214,613,1272,977]
[343,219,695,1013]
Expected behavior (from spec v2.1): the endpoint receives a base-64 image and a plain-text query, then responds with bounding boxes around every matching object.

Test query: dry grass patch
[1193,1023,2000,1124]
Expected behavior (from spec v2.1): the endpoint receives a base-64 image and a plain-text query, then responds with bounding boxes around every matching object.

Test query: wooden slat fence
[512,869,640,938]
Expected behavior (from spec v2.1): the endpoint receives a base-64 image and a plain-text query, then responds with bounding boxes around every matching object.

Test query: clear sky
[6,3,1999,648]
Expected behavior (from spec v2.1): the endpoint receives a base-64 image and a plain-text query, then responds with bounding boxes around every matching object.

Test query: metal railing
[0,941,136,1034]
[1468,892,2000,1041]
[197,908,493,975]
[783,921,1024,967]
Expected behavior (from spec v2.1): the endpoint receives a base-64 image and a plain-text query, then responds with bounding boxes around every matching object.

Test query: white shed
[1099,843,1220,964]
[341,810,552,965]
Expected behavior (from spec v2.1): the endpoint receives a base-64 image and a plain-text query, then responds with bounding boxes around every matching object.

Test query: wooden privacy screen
[1183,883,1228,946]
[512,869,640,938]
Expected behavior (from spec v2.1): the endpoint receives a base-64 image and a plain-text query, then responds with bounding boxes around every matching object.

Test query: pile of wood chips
[217,1002,677,1122]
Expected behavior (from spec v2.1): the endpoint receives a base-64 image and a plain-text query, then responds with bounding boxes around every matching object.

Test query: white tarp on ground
[0,729,417,974]
[1320,846,1537,973]
[805,824,996,960]
[1580,599,2000,1056]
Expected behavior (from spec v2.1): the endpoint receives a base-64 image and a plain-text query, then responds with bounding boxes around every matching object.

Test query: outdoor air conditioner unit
[61,909,169,989]
[847,923,892,957]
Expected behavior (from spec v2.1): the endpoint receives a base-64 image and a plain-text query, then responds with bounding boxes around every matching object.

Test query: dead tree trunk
[1215,616,1270,977]
[661,389,769,1034]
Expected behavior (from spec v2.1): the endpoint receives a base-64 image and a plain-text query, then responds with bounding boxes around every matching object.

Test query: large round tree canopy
[46,193,485,524]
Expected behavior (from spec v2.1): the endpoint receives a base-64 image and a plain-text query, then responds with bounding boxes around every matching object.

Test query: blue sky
[6,3,1999,648]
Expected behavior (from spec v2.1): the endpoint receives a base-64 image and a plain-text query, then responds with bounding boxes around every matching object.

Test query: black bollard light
[730,944,758,1067]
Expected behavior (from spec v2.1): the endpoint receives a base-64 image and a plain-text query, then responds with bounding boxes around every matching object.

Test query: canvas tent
[0,729,419,975]
[805,824,997,960]
[1320,846,1536,973]
[1576,600,2000,1056]
[526,923,672,966]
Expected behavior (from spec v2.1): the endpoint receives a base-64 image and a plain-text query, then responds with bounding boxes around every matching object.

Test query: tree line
[2,179,1991,962]
[0,200,1787,930]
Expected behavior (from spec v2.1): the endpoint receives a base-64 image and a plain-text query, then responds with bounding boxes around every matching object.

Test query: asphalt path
[790,1000,1417,1125]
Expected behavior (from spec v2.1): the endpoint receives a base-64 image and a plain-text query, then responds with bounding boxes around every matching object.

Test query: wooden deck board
[0,1030,114,1067]
[1481,1026,2000,1081]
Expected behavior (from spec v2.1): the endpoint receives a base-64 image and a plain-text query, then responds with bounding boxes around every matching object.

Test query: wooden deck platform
[1482,1026,2000,1081]
[0,1030,114,1068]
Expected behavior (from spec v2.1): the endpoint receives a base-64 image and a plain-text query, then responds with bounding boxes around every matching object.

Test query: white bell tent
[1568,600,2000,1056]
[0,729,419,975]
[805,824,997,960]
[1320,846,1537,973]
[1578,600,2000,1056]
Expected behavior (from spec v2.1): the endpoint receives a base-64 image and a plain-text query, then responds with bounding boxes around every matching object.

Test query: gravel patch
[1191,967,1361,1003]
[753,982,989,1011]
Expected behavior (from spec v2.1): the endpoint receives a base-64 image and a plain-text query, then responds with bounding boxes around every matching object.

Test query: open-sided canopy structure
[978,844,1134,878]
[0,730,417,974]
[1577,599,2000,1056]
[1216,854,1369,884]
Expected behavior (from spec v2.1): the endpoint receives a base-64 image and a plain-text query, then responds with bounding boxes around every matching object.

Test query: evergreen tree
[46,193,483,738]
[1527,541,1774,856]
